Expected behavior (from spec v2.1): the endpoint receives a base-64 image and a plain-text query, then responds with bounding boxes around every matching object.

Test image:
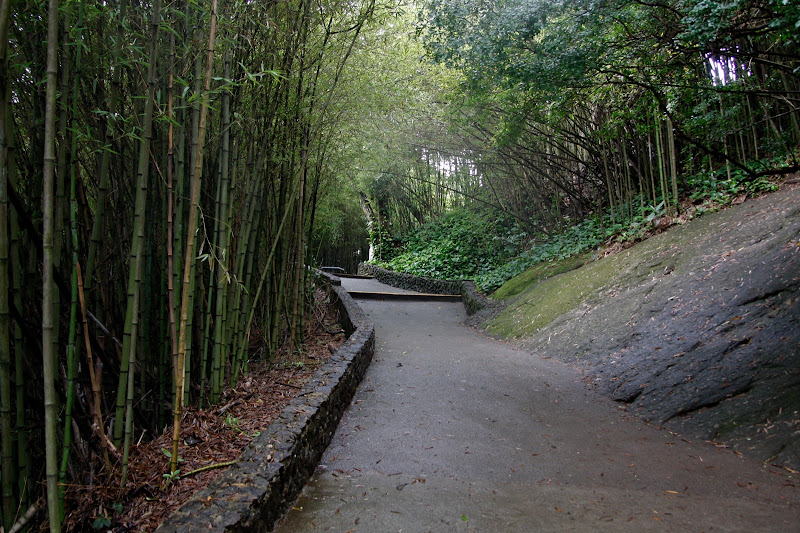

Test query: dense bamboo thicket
[0,0,383,529]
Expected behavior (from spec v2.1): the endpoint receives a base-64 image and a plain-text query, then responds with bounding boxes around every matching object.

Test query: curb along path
[156,281,374,532]
[276,277,798,531]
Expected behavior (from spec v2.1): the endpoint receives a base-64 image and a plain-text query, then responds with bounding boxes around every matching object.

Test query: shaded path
[276,278,798,531]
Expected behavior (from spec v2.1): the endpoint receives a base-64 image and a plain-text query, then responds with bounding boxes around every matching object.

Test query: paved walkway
[339,277,425,295]
[276,279,799,531]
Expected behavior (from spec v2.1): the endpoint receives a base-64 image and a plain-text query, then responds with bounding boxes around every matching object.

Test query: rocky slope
[484,184,800,470]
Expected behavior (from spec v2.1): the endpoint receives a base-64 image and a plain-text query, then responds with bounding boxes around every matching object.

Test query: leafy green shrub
[684,164,779,206]
[374,208,525,282]
[474,218,607,292]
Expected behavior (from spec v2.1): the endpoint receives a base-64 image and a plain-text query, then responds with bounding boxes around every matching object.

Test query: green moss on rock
[491,252,592,301]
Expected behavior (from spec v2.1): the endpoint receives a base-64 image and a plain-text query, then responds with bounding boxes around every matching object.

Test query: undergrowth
[372,167,781,294]
[375,208,526,283]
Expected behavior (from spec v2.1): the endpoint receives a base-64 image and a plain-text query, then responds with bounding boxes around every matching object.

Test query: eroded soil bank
[485,185,800,470]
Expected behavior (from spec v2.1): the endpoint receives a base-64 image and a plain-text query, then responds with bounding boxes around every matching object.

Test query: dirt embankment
[484,185,800,470]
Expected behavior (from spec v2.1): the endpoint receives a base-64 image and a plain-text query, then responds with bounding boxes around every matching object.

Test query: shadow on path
[276,279,798,531]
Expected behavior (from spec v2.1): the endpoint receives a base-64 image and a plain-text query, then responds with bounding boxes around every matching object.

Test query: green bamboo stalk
[288,144,308,356]
[200,269,215,403]
[119,0,162,486]
[666,116,679,216]
[239,177,301,368]
[210,53,233,403]
[203,126,228,402]
[165,27,179,423]
[59,0,84,511]
[0,0,14,524]
[6,59,26,511]
[42,0,61,528]
[232,165,264,378]
[655,116,668,208]
[85,0,125,296]
[231,171,261,384]
[180,55,203,408]
[172,0,219,474]
[601,141,615,227]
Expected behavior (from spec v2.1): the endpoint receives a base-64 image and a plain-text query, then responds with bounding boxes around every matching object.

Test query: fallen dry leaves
[59,295,346,532]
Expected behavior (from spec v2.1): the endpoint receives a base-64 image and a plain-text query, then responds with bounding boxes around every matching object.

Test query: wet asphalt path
[276,278,799,531]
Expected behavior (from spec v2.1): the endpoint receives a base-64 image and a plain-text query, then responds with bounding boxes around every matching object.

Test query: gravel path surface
[276,279,798,531]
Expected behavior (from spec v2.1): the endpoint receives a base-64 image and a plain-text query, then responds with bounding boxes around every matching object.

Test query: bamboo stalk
[41,0,61,528]
[120,0,162,487]
[0,0,14,524]
[172,0,219,474]
[77,264,110,469]
[59,1,85,511]
[211,52,233,402]
[666,116,679,216]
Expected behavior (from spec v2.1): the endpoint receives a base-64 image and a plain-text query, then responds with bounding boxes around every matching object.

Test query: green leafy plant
[161,447,184,464]
[92,516,112,530]
[224,414,242,432]
[374,207,525,284]
[162,468,181,485]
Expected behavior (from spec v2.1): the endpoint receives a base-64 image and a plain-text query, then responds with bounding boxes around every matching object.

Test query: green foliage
[680,0,800,47]
[223,414,242,432]
[92,516,112,530]
[376,154,784,296]
[475,218,607,292]
[684,166,781,206]
[372,200,645,293]
[375,207,525,281]
[162,469,181,485]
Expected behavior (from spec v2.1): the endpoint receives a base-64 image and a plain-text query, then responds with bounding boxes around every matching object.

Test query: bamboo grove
[0,0,384,529]
[405,0,800,236]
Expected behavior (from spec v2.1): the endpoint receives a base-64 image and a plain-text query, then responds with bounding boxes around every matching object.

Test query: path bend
[276,278,798,531]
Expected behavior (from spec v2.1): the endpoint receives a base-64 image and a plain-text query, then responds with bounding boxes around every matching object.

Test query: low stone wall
[156,280,374,532]
[357,263,497,316]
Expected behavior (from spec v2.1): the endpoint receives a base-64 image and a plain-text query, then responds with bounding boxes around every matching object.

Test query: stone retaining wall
[357,263,497,316]
[156,277,374,532]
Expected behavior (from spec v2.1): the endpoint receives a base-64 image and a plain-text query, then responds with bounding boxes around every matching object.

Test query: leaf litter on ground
[60,293,347,532]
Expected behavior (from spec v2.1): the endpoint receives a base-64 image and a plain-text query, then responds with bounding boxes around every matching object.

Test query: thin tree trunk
[85,0,125,297]
[77,264,110,468]
[666,117,679,216]
[289,144,307,356]
[211,53,232,403]
[166,26,179,417]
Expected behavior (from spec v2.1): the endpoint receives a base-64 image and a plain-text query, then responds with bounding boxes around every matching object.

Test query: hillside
[482,184,800,470]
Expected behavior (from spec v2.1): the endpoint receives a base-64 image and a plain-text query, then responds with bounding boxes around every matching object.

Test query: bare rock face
[510,186,800,470]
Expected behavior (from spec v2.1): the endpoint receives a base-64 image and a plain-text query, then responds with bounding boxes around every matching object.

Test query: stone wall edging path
[156,274,374,532]
[357,262,499,316]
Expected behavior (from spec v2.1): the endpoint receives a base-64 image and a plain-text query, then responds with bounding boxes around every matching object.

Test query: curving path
[276,277,799,531]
